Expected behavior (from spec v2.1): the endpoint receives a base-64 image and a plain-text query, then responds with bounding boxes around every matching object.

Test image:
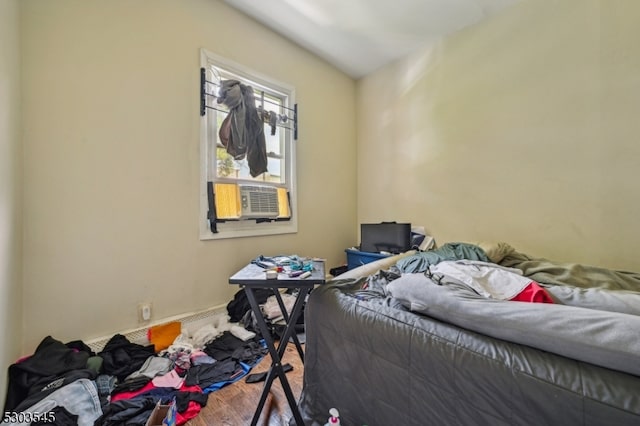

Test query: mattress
[297,243,640,426]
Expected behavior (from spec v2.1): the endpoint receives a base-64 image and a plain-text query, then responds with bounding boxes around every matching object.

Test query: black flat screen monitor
[360,223,411,254]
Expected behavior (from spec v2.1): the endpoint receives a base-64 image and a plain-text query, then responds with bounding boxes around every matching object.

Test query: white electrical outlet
[139,303,152,321]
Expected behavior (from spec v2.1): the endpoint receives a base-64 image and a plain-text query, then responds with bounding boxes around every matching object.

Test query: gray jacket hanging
[217,80,268,177]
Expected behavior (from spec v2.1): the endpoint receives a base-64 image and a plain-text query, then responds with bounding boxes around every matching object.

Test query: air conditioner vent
[239,184,279,218]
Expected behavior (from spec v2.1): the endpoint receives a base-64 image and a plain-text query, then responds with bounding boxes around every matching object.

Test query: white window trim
[199,48,298,240]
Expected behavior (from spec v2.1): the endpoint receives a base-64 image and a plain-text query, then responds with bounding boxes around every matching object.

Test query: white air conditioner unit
[238,184,280,219]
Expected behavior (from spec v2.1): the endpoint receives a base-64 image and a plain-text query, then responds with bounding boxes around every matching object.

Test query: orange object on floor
[147,321,182,352]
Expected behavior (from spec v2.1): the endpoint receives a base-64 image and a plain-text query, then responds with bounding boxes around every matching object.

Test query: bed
[297,242,640,426]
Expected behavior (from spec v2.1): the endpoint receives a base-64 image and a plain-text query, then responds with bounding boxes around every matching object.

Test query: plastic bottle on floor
[325,408,340,426]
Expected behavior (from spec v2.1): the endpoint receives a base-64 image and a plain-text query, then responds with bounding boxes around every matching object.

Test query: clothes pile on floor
[227,288,305,341]
[2,318,267,426]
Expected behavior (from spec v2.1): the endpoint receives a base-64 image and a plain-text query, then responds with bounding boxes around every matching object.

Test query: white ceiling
[225,0,521,78]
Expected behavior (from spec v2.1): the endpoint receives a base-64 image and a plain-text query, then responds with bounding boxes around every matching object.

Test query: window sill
[199,219,297,240]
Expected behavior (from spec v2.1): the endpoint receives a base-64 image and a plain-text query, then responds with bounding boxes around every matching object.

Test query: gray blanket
[387,273,640,377]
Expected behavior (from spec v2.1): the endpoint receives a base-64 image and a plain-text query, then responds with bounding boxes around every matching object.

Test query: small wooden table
[229,259,325,426]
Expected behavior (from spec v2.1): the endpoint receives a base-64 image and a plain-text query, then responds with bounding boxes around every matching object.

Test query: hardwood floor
[186,342,304,426]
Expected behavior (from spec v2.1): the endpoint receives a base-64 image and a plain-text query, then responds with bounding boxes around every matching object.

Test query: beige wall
[357,0,640,271]
[0,0,23,404]
[20,0,356,352]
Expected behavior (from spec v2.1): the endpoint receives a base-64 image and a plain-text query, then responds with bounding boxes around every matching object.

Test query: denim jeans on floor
[2,379,102,426]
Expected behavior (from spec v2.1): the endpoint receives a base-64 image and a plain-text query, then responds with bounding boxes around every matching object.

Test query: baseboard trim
[85,303,229,353]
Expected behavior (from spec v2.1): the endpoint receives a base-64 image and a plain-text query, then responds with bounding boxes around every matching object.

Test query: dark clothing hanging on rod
[206,90,294,124]
[217,80,268,177]
[207,78,295,113]
[203,104,294,133]
[200,67,298,140]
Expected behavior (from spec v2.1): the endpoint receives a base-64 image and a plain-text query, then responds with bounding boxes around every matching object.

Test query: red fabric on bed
[510,282,554,304]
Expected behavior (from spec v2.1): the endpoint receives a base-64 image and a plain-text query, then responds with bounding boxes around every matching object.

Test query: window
[199,49,297,240]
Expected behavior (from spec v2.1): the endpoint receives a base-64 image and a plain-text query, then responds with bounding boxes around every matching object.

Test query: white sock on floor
[230,325,256,341]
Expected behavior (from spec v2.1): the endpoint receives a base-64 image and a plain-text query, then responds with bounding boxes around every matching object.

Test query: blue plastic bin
[345,248,391,270]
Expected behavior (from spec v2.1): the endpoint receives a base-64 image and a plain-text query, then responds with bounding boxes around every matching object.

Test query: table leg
[244,287,305,426]
[272,289,307,363]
